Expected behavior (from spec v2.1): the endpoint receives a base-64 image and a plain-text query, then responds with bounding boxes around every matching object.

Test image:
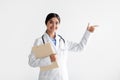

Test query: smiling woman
[28,13,97,80]
[45,13,60,38]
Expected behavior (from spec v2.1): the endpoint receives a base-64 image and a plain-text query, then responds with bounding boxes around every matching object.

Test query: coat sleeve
[28,39,51,68]
[66,30,91,52]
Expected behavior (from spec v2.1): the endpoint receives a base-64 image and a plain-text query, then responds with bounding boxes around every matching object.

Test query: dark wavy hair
[45,13,60,25]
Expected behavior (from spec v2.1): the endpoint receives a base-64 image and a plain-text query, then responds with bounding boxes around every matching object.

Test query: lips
[50,27,57,30]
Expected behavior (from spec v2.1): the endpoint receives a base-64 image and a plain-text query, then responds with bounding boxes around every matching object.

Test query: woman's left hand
[87,23,98,32]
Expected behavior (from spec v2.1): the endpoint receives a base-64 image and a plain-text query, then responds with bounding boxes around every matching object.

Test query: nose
[53,23,56,27]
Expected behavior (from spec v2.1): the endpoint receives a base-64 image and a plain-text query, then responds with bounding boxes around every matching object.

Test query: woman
[28,13,97,80]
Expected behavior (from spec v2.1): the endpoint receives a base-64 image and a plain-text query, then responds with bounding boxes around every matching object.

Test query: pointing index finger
[93,25,99,27]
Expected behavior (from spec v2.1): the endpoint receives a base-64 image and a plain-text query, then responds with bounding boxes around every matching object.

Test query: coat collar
[43,32,60,54]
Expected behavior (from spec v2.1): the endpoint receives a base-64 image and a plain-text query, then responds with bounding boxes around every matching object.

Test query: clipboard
[32,42,58,71]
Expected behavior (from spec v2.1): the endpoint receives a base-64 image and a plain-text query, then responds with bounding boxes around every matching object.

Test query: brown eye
[49,21,53,24]
[56,22,59,25]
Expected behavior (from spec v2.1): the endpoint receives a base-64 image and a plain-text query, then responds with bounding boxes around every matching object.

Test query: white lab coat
[28,30,91,80]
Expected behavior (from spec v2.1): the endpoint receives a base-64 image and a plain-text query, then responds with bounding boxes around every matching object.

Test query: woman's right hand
[50,54,56,62]
[87,23,98,32]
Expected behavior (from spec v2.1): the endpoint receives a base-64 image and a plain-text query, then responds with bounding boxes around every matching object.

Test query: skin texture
[46,17,60,38]
[46,17,97,62]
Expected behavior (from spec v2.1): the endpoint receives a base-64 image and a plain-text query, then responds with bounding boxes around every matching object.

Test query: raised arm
[66,23,98,52]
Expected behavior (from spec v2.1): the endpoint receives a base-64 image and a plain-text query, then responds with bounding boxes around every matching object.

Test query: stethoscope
[42,34,66,51]
[42,34,65,44]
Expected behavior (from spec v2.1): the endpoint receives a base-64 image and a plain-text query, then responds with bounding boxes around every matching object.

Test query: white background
[0,0,120,80]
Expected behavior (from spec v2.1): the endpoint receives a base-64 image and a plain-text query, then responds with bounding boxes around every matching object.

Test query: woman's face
[46,17,60,33]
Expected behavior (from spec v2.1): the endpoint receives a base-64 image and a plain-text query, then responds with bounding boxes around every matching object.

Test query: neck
[46,30,56,38]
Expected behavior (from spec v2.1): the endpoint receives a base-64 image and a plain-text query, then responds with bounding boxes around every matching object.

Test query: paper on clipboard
[40,61,58,71]
[32,42,58,71]
[32,43,56,58]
